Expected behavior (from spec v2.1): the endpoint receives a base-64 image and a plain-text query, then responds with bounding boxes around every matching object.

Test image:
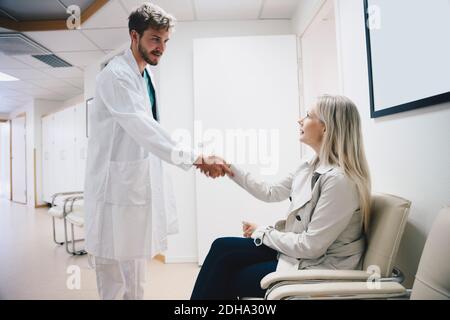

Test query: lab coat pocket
[105,158,151,206]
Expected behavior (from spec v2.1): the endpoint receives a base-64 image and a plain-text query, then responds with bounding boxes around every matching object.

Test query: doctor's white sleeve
[228,164,294,202]
[257,173,359,259]
[97,71,198,170]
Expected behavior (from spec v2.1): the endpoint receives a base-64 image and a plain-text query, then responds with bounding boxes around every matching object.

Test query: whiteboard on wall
[193,35,301,265]
[365,0,450,117]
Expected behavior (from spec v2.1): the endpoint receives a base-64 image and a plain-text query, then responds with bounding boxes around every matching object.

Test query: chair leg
[52,216,64,245]
[68,221,87,256]
[71,223,76,254]
[64,218,71,254]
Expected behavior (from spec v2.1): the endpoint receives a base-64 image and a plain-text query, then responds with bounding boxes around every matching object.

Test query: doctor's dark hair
[128,2,176,36]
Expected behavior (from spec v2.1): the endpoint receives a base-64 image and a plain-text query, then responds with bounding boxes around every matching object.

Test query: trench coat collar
[305,154,338,175]
[315,162,337,175]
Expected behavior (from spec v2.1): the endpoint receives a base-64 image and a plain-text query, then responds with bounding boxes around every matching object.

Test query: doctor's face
[298,106,325,153]
[133,28,170,66]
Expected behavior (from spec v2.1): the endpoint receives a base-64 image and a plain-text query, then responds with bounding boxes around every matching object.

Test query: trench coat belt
[326,237,366,257]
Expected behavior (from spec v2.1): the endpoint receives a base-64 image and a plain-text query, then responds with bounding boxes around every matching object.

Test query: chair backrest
[411,206,450,300]
[362,193,411,277]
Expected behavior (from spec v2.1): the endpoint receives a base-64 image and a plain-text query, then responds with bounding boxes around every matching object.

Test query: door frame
[0,119,10,200]
[298,0,341,158]
[10,113,27,205]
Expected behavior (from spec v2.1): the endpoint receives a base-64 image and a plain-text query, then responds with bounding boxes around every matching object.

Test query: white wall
[301,0,339,108]
[84,20,293,262]
[300,0,339,158]
[331,0,450,287]
[159,20,294,263]
[292,0,327,36]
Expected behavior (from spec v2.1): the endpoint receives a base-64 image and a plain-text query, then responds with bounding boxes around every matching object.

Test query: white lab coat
[84,48,197,261]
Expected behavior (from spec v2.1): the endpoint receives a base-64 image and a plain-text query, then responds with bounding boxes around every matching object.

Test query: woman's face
[298,106,326,152]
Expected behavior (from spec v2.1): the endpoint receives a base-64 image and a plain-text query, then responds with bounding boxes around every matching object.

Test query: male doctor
[84,3,231,300]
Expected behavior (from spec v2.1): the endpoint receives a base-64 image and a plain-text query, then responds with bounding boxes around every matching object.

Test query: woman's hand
[242,221,258,238]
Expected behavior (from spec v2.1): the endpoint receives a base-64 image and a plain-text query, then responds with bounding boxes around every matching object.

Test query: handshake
[194,155,234,179]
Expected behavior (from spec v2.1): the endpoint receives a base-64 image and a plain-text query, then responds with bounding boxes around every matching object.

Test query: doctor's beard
[138,40,160,66]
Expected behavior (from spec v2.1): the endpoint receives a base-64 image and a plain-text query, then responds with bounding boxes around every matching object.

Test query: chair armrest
[51,191,83,206]
[261,270,372,289]
[266,281,407,300]
[62,195,83,217]
[68,196,84,212]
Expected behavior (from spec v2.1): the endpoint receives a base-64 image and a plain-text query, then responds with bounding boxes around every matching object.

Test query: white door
[74,103,87,191]
[55,107,76,193]
[193,35,301,265]
[48,115,56,200]
[0,121,11,199]
[65,107,76,192]
[53,111,63,194]
[42,115,54,202]
[11,116,27,204]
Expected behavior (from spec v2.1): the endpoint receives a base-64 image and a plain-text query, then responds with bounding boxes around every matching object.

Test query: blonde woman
[191,95,372,300]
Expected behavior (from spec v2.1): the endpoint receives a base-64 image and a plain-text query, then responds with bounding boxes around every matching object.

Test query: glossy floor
[0,198,200,300]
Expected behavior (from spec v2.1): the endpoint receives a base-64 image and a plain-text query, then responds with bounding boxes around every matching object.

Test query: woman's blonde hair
[313,95,372,233]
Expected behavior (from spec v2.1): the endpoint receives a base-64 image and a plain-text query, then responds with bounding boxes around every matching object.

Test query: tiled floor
[0,198,200,300]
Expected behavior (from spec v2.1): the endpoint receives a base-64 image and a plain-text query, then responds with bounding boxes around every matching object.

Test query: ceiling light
[0,71,19,81]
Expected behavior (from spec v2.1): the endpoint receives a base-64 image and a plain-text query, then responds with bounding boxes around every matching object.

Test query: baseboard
[153,254,165,263]
[35,204,49,208]
[164,256,198,264]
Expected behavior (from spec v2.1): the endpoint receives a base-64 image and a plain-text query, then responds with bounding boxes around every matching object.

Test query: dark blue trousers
[190,237,278,300]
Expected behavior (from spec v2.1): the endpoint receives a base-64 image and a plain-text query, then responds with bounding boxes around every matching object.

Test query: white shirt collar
[124,47,147,77]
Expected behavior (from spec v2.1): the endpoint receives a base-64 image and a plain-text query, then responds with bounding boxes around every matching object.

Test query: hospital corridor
[0,0,449,306]
[0,200,199,299]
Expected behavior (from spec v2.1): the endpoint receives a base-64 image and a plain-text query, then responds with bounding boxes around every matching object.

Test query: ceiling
[0,0,96,21]
[0,0,300,114]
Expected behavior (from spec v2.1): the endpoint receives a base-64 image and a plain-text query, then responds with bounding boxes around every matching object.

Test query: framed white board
[364,0,450,118]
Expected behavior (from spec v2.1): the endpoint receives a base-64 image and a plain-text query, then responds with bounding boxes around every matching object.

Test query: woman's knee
[210,237,243,252]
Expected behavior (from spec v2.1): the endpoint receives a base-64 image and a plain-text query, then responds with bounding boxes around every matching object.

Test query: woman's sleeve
[228,164,295,202]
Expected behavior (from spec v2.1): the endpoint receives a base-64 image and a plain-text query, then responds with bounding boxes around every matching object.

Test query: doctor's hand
[242,221,258,238]
[194,155,234,178]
